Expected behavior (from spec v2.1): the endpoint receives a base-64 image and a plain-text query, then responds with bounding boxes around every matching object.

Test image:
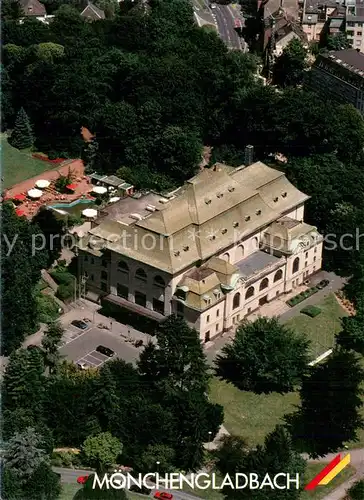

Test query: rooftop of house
[19,0,46,16]
[81,2,105,19]
[321,49,364,73]
[80,161,309,274]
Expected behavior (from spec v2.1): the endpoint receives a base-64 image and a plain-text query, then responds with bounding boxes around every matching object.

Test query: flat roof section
[236,250,281,279]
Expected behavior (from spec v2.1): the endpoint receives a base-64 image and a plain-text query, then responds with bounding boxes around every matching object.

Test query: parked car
[71,320,88,330]
[154,492,173,500]
[96,345,115,357]
[77,475,89,484]
[77,361,89,370]
[317,279,329,289]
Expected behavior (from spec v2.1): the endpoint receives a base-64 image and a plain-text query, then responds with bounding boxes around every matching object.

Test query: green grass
[59,483,81,499]
[59,484,150,500]
[285,294,347,360]
[209,377,299,446]
[302,463,355,500]
[1,133,55,189]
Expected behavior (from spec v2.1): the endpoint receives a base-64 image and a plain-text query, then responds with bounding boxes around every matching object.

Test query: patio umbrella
[92,186,107,195]
[27,188,43,199]
[66,183,77,191]
[13,194,26,201]
[82,208,98,218]
[35,179,50,189]
[16,208,26,216]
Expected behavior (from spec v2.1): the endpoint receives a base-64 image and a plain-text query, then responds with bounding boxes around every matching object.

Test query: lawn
[59,484,150,499]
[1,133,55,189]
[302,463,355,500]
[285,293,347,360]
[209,377,299,446]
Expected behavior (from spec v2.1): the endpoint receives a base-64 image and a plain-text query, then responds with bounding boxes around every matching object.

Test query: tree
[81,432,122,472]
[9,106,33,149]
[3,347,46,424]
[4,428,47,485]
[343,249,364,305]
[138,444,175,473]
[336,297,364,354]
[285,348,364,457]
[325,32,351,51]
[215,426,305,499]
[24,461,62,500]
[272,38,307,87]
[41,321,64,373]
[138,315,210,394]
[215,317,310,393]
[32,207,65,267]
[347,480,364,500]
[2,203,48,354]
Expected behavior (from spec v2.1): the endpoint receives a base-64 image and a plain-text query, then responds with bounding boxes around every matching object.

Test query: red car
[77,475,89,484]
[154,492,173,499]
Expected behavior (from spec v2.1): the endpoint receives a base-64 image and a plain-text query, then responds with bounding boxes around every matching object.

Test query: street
[213,4,241,50]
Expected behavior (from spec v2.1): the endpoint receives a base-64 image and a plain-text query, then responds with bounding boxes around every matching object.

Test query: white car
[77,361,89,370]
[210,3,217,8]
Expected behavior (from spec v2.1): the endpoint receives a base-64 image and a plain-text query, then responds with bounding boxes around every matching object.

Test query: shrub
[56,283,74,302]
[301,305,321,318]
[36,293,60,323]
[50,269,74,286]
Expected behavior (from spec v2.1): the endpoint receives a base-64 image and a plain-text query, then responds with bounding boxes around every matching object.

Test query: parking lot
[75,348,110,369]
[59,323,143,368]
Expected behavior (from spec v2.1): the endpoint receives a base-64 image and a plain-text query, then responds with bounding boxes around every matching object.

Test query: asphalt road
[59,326,141,366]
[213,5,241,49]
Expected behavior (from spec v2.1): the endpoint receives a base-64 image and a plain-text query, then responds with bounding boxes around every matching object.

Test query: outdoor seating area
[2,161,93,218]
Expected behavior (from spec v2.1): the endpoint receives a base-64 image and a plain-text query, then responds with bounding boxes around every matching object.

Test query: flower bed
[286,287,319,307]
[32,153,65,164]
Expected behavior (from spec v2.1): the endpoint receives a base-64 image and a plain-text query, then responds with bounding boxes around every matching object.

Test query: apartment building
[309,49,364,113]
[346,0,364,51]
[300,0,345,42]
[77,161,323,343]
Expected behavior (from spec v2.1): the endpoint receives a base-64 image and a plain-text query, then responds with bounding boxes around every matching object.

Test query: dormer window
[174,251,180,257]
[256,209,262,215]
[245,216,251,222]
[233,222,239,228]
[221,228,227,234]
[183,245,189,251]
[228,186,235,192]
[282,192,287,198]
[205,198,211,205]
[273,197,278,202]
[210,235,216,241]
[217,193,223,198]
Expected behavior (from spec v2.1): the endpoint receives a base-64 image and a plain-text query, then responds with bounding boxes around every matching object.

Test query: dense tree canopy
[215,317,310,393]
[285,348,364,457]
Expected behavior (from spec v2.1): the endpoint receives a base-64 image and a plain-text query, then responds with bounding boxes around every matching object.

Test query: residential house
[81,2,105,20]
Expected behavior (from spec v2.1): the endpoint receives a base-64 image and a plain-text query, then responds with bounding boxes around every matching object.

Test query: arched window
[233,292,240,310]
[245,286,254,299]
[260,277,269,291]
[118,261,129,273]
[292,257,300,274]
[273,269,283,282]
[154,275,165,287]
[252,237,259,250]
[238,245,244,258]
[135,268,147,282]
[222,253,230,262]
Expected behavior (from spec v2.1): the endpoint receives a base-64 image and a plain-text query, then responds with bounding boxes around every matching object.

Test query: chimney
[244,145,254,166]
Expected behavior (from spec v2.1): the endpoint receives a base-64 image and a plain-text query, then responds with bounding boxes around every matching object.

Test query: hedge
[301,305,321,317]
[50,269,75,286]
[286,286,319,307]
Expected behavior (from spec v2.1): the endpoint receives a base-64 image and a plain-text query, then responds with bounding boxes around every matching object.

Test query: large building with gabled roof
[77,161,323,342]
